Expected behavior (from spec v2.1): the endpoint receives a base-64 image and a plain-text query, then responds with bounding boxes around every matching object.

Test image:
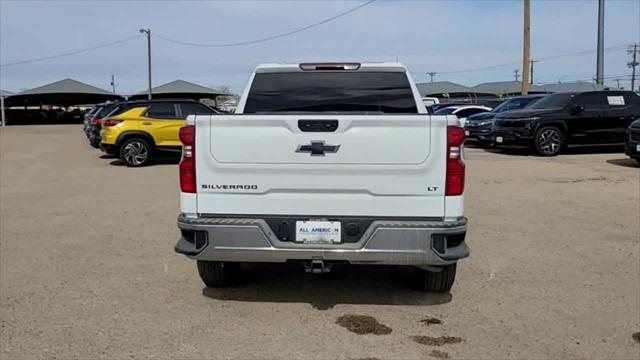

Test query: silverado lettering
[201,184,258,190]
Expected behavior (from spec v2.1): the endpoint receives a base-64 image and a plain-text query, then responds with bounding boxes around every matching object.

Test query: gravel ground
[1,125,639,359]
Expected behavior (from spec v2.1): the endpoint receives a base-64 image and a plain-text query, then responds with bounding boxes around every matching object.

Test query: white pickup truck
[175,62,469,292]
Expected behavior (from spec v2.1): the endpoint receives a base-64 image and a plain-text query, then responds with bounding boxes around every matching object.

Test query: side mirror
[570,105,584,115]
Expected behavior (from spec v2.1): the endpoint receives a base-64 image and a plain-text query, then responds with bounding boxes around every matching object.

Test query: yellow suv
[100,100,218,166]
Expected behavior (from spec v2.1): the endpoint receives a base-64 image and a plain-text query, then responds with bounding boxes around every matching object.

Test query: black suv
[465,95,544,144]
[492,91,640,156]
[626,119,640,163]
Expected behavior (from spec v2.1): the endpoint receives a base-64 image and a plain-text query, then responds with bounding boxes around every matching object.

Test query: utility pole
[530,59,539,85]
[521,0,531,95]
[628,43,639,92]
[1,95,5,127]
[139,28,152,99]
[614,79,621,89]
[514,69,520,81]
[426,72,437,83]
[596,0,605,85]
[110,75,116,94]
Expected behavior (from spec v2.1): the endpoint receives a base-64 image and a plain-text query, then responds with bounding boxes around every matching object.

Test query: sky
[1,0,639,95]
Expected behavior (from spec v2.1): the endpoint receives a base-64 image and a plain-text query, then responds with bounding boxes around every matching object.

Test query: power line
[537,74,638,84]
[425,44,632,75]
[0,0,375,68]
[155,0,376,48]
[0,36,139,68]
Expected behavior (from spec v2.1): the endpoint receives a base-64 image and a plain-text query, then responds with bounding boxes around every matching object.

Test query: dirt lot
[1,125,639,359]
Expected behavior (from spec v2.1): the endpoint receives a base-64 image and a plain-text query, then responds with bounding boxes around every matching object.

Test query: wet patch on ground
[429,349,450,358]
[336,315,392,335]
[412,335,464,346]
[420,317,443,326]
[633,332,640,344]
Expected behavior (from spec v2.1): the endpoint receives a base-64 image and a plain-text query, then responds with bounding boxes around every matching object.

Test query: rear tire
[533,126,564,156]
[89,136,101,148]
[119,138,151,167]
[197,261,241,287]
[412,264,457,293]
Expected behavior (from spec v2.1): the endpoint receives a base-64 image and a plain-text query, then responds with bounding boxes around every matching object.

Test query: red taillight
[102,118,123,127]
[179,125,196,193]
[446,126,465,196]
[91,117,101,125]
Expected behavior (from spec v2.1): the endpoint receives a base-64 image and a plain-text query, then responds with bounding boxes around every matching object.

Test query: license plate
[496,136,503,143]
[295,221,341,244]
[637,144,640,151]
[465,130,470,136]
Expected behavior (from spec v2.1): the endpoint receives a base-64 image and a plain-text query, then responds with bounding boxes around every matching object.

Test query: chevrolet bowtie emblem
[296,141,341,156]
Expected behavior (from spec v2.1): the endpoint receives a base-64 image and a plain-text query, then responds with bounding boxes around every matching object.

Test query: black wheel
[119,138,151,167]
[412,263,457,293]
[534,126,564,156]
[197,261,241,287]
[89,137,101,148]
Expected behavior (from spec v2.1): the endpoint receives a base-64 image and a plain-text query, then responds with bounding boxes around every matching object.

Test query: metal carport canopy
[471,81,547,96]
[128,80,228,100]
[4,78,123,108]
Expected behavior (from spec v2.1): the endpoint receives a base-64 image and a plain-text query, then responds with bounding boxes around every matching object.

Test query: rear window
[244,72,418,114]
[146,103,178,118]
[97,103,119,118]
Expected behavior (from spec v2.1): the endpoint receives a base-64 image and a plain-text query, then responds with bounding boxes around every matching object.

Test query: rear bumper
[464,125,493,141]
[175,214,469,266]
[625,142,640,158]
[626,130,640,159]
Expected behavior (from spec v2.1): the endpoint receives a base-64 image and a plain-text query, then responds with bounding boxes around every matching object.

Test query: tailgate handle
[298,119,338,132]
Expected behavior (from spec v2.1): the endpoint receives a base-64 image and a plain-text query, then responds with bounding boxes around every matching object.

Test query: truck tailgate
[194,114,447,217]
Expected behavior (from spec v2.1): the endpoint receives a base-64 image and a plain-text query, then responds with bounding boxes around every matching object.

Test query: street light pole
[139,28,152,99]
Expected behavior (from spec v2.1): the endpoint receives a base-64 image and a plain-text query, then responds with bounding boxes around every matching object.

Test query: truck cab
[175,62,469,292]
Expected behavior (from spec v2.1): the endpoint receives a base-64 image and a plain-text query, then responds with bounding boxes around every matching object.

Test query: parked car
[87,102,125,148]
[83,104,104,137]
[100,99,219,166]
[429,102,472,113]
[83,106,100,133]
[175,62,469,292]
[434,105,492,127]
[492,90,640,156]
[464,95,545,144]
[422,97,440,106]
[625,119,640,163]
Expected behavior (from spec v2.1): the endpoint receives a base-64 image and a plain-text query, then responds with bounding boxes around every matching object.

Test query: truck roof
[254,62,407,73]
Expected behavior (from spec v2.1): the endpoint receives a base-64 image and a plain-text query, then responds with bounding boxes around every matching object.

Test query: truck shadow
[201,263,452,310]
[481,145,624,157]
[108,158,179,167]
[606,158,640,168]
